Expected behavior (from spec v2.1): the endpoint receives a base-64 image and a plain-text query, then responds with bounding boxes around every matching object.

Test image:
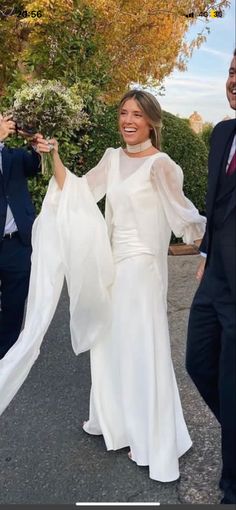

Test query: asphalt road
[0,255,221,505]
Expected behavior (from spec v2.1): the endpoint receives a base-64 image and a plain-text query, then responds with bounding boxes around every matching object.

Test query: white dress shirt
[0,142,18,235]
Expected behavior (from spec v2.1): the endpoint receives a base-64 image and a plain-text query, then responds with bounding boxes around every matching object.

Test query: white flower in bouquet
[12,80,88,175]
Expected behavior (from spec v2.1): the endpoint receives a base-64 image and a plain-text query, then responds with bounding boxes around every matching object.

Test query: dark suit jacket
[200,119,236,298]
[0,146,41,245]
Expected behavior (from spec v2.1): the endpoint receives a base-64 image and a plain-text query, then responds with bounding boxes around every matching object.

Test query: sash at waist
[111,227,154,262]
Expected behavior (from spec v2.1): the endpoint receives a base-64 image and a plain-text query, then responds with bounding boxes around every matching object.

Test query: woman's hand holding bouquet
[7,80,88,176]
[34,135,66,189]
[34,135,58,154]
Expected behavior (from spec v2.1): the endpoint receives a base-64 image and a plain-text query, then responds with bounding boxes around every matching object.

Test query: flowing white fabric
[150,154,206,244]
[0,170,114,416]
[0,147,206,482]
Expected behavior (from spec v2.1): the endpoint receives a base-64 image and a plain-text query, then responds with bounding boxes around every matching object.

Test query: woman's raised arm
[34,135,112,198]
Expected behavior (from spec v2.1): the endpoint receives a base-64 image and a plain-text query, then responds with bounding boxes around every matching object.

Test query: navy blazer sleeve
[200,231,208,254]
[199,125,219,256]
[21,146,41,177]
[199,119,236,257]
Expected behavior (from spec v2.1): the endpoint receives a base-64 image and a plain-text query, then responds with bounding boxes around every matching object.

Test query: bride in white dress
[36,90,205,482]
[0,90,206,483]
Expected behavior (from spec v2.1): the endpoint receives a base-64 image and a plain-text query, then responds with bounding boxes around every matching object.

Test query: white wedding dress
[83,148,205,481]
[0,147,206,483]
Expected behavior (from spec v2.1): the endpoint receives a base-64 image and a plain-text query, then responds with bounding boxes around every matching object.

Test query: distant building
[189,111,203,134]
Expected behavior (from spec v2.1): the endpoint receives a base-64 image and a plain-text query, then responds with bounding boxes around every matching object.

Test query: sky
[153,1,235,125]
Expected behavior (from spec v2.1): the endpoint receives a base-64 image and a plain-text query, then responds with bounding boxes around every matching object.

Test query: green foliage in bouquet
[12,80,89,175]
[13,80,87,136]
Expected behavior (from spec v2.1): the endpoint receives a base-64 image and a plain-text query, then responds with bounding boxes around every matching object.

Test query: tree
[0,0,109,97]
[0,1,27,95]
[85,0,231,99]
[0,0,230,99]
[22,0,110,88]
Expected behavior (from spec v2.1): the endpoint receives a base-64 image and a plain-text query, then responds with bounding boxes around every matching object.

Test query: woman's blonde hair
[118,90,162,149]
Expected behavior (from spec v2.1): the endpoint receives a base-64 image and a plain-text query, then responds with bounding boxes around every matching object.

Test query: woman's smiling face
[119,98,152,145]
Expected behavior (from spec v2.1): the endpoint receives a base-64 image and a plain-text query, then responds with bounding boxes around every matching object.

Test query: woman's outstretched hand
[34,135,58,154]
[33,135,66,188]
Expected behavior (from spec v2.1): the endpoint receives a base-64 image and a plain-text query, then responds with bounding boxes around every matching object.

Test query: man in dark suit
[0,115,41,359]
[186,50,236,504]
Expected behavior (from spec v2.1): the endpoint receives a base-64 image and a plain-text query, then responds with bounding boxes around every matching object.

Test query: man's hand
[196,257,206,282]
[0,115,16,141]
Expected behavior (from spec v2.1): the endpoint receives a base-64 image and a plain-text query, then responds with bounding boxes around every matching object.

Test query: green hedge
[161,111,208,214]
[199,123,214,151]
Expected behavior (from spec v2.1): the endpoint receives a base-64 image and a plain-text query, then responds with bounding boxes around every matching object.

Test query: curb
[168,243,200,256]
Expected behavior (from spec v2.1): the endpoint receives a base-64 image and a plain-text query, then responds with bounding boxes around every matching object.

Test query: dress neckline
[118,148,164,184]
[120,147,160,160]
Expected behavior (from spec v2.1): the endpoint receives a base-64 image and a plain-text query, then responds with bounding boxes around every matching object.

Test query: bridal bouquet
[12,80,88,175]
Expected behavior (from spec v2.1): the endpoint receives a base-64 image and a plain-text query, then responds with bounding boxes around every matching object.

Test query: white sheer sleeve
[85,148,112,202]
[150,155,206,244]
[0,170,114,416]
